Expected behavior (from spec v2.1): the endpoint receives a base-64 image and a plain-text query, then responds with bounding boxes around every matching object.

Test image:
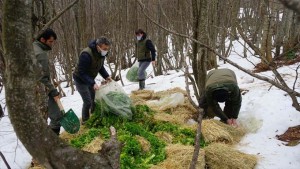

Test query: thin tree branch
[37,0,79,36]
[189,109,204,169]
[278,0,300,18]
[0,103,4,118]
[293,65,300,91]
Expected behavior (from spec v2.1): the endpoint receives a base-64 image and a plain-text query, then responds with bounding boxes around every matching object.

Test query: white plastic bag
[95,81,125,100]
[147,93,185,110]
[95,81,132,119]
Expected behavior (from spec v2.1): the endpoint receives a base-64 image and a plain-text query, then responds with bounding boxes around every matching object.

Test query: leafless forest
[1,0,300,168]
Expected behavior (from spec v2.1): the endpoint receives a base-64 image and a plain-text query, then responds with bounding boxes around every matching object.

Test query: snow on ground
[1,52,300,168]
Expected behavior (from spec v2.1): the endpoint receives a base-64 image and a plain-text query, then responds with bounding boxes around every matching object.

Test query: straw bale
[155,131,174,143]
[130,95,148,105]
[82,136,104,153]
[131,90,155,100]
[204,143,257,169]
[153,87,187,98]
[135,135,151,152]
[151,144,205,169]
[130,88,199,127]
[202,119,246,144]
[153,103,197,126]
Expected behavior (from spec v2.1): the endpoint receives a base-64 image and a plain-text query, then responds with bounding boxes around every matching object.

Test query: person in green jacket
[33,28,62,135]
[135,29,156,90]
[199,68,242,126]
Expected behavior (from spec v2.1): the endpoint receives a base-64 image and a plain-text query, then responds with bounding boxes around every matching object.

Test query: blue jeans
[138,61,151,80]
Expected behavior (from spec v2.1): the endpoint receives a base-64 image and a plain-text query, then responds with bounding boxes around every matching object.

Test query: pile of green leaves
[70,104,206,169]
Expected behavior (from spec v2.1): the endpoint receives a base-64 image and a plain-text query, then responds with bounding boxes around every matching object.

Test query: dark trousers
[48,96,62,130]
[75,80,95,122]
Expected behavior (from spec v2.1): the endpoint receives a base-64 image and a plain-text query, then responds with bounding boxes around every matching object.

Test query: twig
[278,0,300,20]
[0,151,11,169]
[36,0,79,37]
[0,103,4,118]
[293,65,300,91]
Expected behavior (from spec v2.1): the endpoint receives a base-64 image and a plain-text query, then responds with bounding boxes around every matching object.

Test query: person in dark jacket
[73,37,112,124]
[135,29,156,90]
[33,28,62,135]
[199,68,242,127]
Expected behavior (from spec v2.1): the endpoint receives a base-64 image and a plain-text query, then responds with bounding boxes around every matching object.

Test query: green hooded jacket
[33,40,57,96]
[204,68,241,121]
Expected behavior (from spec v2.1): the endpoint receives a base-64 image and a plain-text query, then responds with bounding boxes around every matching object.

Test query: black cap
[212,89,229,102]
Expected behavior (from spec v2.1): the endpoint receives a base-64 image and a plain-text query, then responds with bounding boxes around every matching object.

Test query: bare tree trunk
[260,1,270,64]
[191,0,207,96]
[0,0,4,85]
[207,0,218,69]
[2,1,121,168]
[74,0,86,55]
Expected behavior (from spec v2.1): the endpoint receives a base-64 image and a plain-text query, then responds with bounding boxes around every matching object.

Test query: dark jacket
[33,40,59,97]
[136,33,156,62]
[73,40,109,86]
[199,69,242,121]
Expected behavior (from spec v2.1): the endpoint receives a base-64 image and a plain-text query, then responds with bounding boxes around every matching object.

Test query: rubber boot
[52,128,60,135]
[139,80,145,90]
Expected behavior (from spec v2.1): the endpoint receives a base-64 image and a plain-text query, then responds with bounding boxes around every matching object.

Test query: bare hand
[231,119,238,127]
[53,96,60,102]
[106,76,112,82]
[152,61,156,67]
[93,84,100,90]
[227,118,238,127]
[226,119,233,125]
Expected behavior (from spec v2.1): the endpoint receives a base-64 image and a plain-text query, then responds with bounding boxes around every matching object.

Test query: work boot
[139,80,145,90]
[51,128,60,135]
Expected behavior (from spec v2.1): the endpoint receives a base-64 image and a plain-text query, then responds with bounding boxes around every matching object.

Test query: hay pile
[130,88,198,126]
[155,131,174,144]
[135,135,151,152]
[82,136,104,153]
[201,119,246,144]
[151,144,205,169]
[30,88,257,169]
[204,143,257,169]
[130,88,256,169]
[131,90,155,105]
